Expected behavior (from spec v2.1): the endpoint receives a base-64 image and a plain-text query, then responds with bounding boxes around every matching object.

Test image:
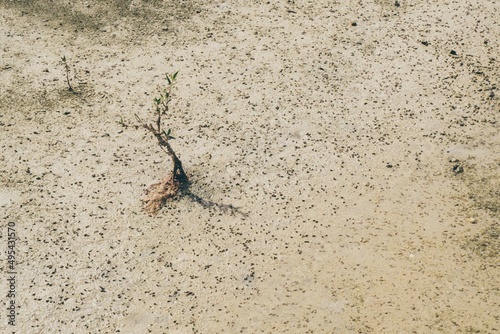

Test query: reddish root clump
[141,137,189,214]
[142,174,181,215]
[141,153,188,214]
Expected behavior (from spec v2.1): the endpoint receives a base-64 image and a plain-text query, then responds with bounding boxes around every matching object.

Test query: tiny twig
[61,56,75,93]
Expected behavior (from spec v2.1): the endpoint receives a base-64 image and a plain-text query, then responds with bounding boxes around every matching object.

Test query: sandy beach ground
[0,0,498,333]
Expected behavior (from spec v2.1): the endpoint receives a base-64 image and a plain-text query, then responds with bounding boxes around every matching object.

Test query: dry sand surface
[0,0,499,333]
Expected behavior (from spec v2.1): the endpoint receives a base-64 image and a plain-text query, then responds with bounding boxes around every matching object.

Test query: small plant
[61,56,74,93]
[136,71,247,217]
[117,115,129,128]
[136,71,189,214]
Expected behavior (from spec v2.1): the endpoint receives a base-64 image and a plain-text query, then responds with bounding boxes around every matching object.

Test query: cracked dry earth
[0,0,498,333]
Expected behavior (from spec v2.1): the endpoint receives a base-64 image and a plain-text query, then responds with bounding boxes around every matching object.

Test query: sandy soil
[0,0,498,333]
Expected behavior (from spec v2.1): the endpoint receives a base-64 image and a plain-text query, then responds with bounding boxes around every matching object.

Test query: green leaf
[173,71,179,80]
[161,129,174,139]
[166,75,172,85]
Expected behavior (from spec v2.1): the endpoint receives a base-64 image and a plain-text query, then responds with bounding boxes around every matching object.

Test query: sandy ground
[0,0,499,333]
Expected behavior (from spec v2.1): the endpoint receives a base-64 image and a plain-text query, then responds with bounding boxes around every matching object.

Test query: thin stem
[62,56,74,93]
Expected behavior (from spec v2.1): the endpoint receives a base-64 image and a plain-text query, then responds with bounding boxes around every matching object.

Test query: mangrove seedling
[136,71,189,214]
[61,56,74,93]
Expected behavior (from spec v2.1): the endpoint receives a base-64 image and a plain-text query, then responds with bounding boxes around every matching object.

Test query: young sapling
[136,71,247,216]
[136,71,189,214]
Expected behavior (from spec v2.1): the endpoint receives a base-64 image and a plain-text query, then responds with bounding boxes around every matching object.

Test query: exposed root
[142,174,182,215]
[142,176,248,217]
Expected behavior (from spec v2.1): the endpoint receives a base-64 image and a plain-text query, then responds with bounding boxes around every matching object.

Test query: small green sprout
[117,115,128,128]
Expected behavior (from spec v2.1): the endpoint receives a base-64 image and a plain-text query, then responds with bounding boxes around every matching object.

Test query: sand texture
[0,0,499,333]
